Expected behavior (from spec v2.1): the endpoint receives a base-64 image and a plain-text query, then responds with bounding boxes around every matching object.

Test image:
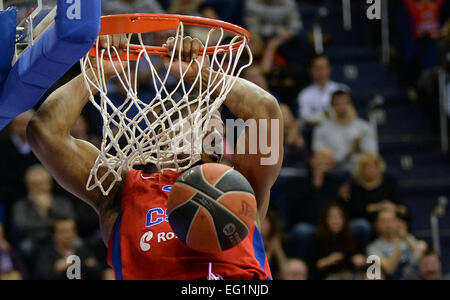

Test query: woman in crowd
[312,205,366,280]
[346,153,408,221]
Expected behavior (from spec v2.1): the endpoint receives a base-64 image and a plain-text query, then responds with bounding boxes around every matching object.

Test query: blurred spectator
[36,219,102,280]
[345,153,407,221]
[280,104,308,168]
[102,268,116,280]
[169,0,203,15]
[367,210,428,280]
[287,148,343,258]
[287,148,340,226]
[312,90,378,172]
[102,0,165,14]
[416,19,450,134]
[403,0,445,42]
[0,222,29,280]
[245,0,310,63]
[261,209,288,279]
[400,0,446,84]
[312,205,366,280]
[280,258,308,280]
[403,249,450,280]
[288,148,371,260]
[245,0,303,42]
[418,250,450,280]
[0,110,39,227]
[12,165,75,258]
[297,55,349,123]
[259,30,291,73]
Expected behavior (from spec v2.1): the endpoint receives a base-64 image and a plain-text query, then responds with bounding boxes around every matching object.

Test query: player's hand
[90,34,128,78]
[162,36,211,83]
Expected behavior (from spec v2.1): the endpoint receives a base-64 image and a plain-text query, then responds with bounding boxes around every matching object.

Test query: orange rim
[89,14,252,61]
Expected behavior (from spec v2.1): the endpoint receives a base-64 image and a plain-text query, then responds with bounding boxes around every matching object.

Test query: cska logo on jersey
[146,208,169,227]
[162,185,172,192]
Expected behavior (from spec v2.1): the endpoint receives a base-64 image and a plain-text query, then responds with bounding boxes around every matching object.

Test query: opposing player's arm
[162,36,284,221]
[27,35,127,213]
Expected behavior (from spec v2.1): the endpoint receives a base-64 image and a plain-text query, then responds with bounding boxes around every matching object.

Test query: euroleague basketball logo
[223,223,242,246]
[223,223,236,236]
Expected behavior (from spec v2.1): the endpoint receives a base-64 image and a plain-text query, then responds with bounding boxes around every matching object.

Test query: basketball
[167,163,257,254]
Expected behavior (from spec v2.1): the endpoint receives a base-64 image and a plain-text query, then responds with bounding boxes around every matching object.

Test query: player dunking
[27,34,283,280]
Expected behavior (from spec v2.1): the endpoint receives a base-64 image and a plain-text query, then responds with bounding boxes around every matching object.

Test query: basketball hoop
[88,14,252,60]
[80,14,252,196]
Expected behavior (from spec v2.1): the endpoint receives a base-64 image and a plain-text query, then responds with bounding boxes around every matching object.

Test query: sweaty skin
[27,35,283,245]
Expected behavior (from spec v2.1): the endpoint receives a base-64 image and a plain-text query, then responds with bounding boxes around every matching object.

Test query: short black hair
[330,90,352,105]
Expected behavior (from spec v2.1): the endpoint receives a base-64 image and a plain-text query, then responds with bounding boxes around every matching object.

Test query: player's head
[309,54,331,85]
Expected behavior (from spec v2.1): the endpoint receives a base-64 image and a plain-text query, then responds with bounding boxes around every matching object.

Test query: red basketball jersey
[107,169,272,280]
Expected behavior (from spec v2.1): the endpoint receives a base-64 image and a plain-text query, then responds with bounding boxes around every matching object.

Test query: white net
[80,21,252,196]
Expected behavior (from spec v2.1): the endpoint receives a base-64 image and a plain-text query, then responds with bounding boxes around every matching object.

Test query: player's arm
[27,35,127,213]
[219,75,283,222]
[162,36,283,221]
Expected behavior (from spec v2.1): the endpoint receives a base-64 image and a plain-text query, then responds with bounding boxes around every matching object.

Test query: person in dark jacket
[345,153,407,222]
[35,218,102,280]
[312,204,366,280]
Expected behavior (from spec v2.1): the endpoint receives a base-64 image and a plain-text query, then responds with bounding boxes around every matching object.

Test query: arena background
[0,0,449,280]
